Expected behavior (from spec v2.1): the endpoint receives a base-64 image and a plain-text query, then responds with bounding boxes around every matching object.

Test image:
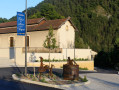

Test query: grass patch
[40,78,48,83]
[16,73,21,77]
[79,67,88,70]
[80,75,88,82]
[35,58,89,62]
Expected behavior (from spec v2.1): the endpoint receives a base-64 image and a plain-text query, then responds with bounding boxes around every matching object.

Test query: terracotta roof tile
[0,26,35,34]
[0,18,44,28]
[0,17,71,34]
[35,18,67,30]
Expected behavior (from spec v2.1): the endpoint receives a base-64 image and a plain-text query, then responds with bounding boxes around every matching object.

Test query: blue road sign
[17,12,26,36]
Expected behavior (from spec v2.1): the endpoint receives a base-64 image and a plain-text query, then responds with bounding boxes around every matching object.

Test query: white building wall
[15,48,92,65]
[57,21,75,48]
[0,33,25,48]
[0,30,58,48]
[0,48,9,59]
[0,21,82,66]
[0,30,58,60]
[28,30,58,47]
[0,20,74,49]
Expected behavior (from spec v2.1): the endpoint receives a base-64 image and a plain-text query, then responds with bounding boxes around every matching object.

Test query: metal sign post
[25,0,27,76]
[17,0,27,76]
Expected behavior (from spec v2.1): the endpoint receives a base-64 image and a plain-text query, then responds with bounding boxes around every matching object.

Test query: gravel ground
[0,67,61,90]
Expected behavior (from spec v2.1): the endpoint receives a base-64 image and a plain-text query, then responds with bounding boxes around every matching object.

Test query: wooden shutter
[10,37,14,47]
[27,36,29,47]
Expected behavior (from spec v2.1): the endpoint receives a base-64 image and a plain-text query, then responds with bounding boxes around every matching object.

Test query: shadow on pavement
[0,67,62,90]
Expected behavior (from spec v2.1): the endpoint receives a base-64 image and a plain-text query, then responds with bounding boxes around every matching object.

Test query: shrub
[80,75,88,82]
[30,74,34,79]
[79,67,88,70]
[40,78,47,83]
[35,60,39,62]
[115,63,119,70]
[16,73,21,77]
[34,58,89,63]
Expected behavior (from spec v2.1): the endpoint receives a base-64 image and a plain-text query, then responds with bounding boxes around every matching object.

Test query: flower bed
[15,73,88,85]
[34,58,89,62]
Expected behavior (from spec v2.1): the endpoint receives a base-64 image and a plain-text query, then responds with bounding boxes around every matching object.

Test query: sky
[0,0,43,19]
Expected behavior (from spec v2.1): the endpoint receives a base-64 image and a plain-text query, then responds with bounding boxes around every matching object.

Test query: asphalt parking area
[0,67,61,90]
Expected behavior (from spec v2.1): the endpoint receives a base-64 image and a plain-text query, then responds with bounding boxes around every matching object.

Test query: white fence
[0,48,94,65]
[27,49,92,61]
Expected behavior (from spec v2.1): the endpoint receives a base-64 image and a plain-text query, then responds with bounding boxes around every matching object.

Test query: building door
[9,37,15,59]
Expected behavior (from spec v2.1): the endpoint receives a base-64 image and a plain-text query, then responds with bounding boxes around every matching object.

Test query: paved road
[63,69,119,90]
[0,67,119,90]
[0,67,61,90]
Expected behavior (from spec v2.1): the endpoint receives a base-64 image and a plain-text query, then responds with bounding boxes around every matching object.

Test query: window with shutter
[27,36,29,47]
[10,37,14,47]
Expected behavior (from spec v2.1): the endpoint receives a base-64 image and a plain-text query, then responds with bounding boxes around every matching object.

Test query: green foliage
[40,77,47,83]
[0,18,9,23]
[79,67,88,70]
[10,3,64,21]
[94,51,112,68]
[43,26,58,49]
[39,3,64,20]
[80,75,88,82]
[29,11,41,19]
[32,77,36,81]
[7,0,119,53]
[94,36,119,69]
[16,73,21,78]
[42,0,119,69]
[75,36,88,48]
[115,38,119,47]
[43,0,119,52]
[38,58,89,62]
[94,47,119,69]
[30,74,34,78]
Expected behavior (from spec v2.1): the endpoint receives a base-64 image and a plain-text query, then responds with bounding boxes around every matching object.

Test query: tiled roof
[35,18,67,30]
[0,18,44,28]
[0,26,35,34]
[0,17,72,34]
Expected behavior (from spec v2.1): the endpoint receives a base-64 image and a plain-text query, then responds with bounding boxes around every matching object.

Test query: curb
[12,74,90,89]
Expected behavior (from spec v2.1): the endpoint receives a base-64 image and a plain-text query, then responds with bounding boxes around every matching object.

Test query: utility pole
[25,0,27,76]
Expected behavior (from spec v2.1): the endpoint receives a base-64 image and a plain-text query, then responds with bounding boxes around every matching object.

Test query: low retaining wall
[27,61,94,70]
[15,48,93,66]
[27,49,92,61]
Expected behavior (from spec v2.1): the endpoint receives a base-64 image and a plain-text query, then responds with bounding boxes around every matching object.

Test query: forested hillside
[43,0,119,52]
[0,0,117,53]
[0,18,9,23]
[9,0,119,52]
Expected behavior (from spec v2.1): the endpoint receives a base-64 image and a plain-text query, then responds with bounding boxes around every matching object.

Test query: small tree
[43,26,58,66]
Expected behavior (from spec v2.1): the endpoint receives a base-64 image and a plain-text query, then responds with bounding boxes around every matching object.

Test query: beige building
[0,17,76,63]
[0,17,95,70]
[0,17,75,49]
